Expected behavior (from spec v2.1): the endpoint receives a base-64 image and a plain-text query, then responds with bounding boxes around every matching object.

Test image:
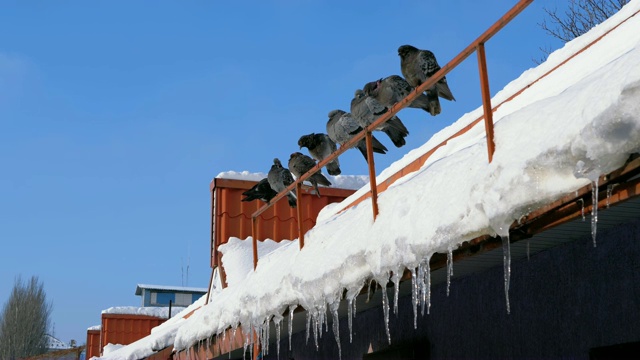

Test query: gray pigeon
[326,109,388,162]
[267,158,297,208]
[298,133,341,176]
[363,75,441,116]
[397,45,455,103]
[241,178,277,204]
[288,152,331,197]
[350,89,409,148]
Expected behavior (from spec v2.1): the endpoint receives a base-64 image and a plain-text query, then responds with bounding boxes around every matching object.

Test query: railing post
[477,42,495,162]
[296,182,305,249]
[366,131,379,220]
[252,216,258,270]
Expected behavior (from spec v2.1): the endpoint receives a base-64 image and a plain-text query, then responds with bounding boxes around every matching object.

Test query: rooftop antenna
[180,242,191,287]
[186,241,191,287]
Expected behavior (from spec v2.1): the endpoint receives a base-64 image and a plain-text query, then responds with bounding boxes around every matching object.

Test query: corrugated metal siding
[210,178,355,268]
[86,329,101,359]
[100,314,165,350]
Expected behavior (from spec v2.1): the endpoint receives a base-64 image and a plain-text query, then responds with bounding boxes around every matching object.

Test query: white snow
[216,170,369,190]
[101,2,640,358]
[87,325,101,331]
[101,306,186,318]
[219,237,294,288]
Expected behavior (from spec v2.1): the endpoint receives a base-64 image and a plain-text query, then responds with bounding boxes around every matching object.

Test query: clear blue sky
[0,0,562,345]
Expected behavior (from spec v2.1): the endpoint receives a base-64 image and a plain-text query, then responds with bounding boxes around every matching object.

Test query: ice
[591,180,599,247]
[305,311,311,345]
[345,282,363,344]
[274,316,282,360]
[288,305,297,351]
[392,269,402,316]
[502,235,512,314]
[446,248,453,297]
[376,273,391,345]
[330,300,342,360]
[606,183,618,208]
[490,216,513,315]
[578,198,586,221]
[411,267,418,329]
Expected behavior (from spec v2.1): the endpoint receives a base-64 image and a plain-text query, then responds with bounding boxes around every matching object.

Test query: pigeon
[241,178,277,204]
[350,89,409,148]
[397,44,455,103]
[267,158,297,208]
[326,109,388,161]
[288,152,331,197]
[363,75,441,116]
[298,133,341,176]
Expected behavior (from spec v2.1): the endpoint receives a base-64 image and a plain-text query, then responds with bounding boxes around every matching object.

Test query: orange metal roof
[210,178,355,272]
[86,329,101,359]
[100,313,166,352]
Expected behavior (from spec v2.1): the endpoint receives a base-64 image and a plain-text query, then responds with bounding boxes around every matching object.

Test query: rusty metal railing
[250,0,533,269]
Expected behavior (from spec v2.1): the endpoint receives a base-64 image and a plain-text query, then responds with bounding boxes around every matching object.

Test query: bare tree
[0,276,52,360]
[536,0,629,62]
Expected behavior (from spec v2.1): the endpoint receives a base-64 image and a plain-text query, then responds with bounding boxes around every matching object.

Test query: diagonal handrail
[249,0,533,269]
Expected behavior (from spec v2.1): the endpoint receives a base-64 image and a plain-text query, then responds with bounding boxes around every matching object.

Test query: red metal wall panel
[86,329,101,359]
[100,314,166,351]
[210,178,355,268]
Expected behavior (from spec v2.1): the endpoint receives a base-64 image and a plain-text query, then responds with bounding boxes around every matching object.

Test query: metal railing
[250,0,534,269]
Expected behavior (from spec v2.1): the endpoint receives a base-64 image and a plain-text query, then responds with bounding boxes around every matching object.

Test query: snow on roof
[47,334,70,350]
[219,237,294,288]
[216,170,369,190]
[101,306,187,318]
[134,284,208,295]
[87,325,101,331]
[100,2,640,357]
[94,295,207,360]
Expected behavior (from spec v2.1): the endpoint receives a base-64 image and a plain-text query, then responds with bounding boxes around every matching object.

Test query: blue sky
[0,0,563,345]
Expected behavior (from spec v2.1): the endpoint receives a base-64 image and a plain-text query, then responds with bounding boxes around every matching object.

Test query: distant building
[46,334,71,351]
[134,284,207,307]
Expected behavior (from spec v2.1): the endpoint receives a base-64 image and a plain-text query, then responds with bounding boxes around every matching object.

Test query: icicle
[330,301,342,360]
[591,179,599,247]
[288,305,297,351]
[392,270,401,316]
[313,309,319,350]
[411,267,418,329]
[378,274,391,345]
[577,198,585,221]
[264,317,271,356]
[305,311,311,345]
[425,260,431,315]
[242,327,249,360]
[502,235,511,314]
[249,327,253,360]
[417,262,425,316]
[606,183,618,208]
[366,278,375,303]
[446,248,453,297]
[275,317,282,360]
[324,304,329,334]
[345,281,363,344]
[347,298,354,343]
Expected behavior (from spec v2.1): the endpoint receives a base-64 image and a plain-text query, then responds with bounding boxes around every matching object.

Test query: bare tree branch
[536,0,629,63]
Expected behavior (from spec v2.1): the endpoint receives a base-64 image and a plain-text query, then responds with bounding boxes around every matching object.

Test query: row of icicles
[185,181,607,360]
